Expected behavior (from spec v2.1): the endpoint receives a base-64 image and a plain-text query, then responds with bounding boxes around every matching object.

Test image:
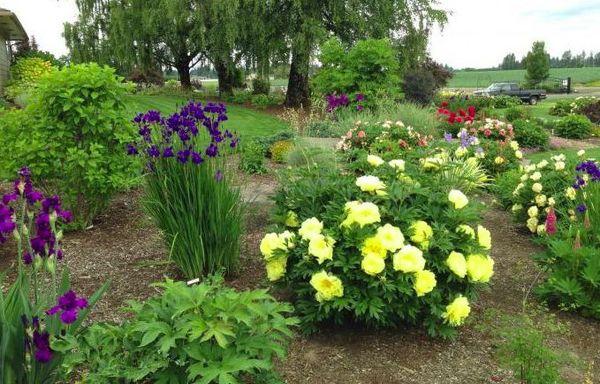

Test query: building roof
[0,8,27,40]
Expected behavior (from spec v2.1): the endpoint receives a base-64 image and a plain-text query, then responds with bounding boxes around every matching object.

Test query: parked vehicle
[473,83,547,104]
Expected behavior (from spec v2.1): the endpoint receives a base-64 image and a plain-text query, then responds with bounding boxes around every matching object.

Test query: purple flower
[46,290,88,325]
[444,132,453,142]
[163,147,174,158]
[177,150,190,164]
[205,143,218,158]
[576,204,587,214]
[356,105,364,111]
[147,145,160,158]
[191,152,203,164]
[215,170,224,182]
[33,330,52,363]
[355,93,365,102]
[126,144,138,155]
[23,252,33,265]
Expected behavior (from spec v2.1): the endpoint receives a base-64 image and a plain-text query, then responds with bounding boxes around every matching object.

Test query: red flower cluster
[437,102,476,124]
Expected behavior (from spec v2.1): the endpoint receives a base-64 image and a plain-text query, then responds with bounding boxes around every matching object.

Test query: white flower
[367,155,385,167]
[536,160,548,169]
[388,159,406,171]
[577,150,586,157]
[555,161,565,171]
[510,141,519,150]
[532,183,543,193]
[530,171,542,181]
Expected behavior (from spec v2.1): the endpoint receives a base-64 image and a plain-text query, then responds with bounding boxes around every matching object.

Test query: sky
[2,0,600,69]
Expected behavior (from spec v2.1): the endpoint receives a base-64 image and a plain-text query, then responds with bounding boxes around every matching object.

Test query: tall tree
[499,53,520,70]
[524,41,550,86]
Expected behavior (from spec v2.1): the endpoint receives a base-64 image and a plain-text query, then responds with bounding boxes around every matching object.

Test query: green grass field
[124,94,289,138]
[448,67,600,88]
[527,147,600,163]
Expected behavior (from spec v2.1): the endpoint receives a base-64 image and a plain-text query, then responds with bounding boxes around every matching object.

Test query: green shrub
[512,119,549,148]
[491,95,522,109]
[227,90,252,104]
[0,63,136,227]
[240,139,267,174]
[250,93,272,109]
[403,68,437,105]
[269,140,295,163]
[132,102,244,278]
[492,169,522,208]
[254,131,296,155]
[312,37,400,105]
[555,114,593,139]
[504,106,530,122]
[305,120,338,138]
[252,77,270,95]
[4,57,54,103]
[264,158,494,338]
[549,99,572,116]
[64,278,297,383]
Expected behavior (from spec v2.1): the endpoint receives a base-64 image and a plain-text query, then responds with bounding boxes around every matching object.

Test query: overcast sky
[3,0,600,69]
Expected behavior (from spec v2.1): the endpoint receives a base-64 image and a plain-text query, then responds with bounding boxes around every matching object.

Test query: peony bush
[263,157,494,338]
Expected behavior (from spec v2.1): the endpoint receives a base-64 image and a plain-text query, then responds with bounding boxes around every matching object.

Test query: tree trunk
[176,62,192,89]
[285,43,311,108]
[215,59,234,96]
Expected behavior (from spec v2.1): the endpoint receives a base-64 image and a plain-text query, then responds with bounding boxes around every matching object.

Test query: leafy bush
[512,119,549,148]
[549,99,572,116]
[305,120,338,138]
[129,102,243,278]
[490,95,522,109]
[504,106,530,122]
[403,68,437,105]
[252,77,270,95]
[270,140,295,163]
[240,139,267,174]
[127,67,165,86]
[64,278,297,383]
[254,131,296,155]
[264,156,494,338]
[578,99,600,124]
[312,38,400,105]
[555,114,593,139]
[4,57,54,103]
[0,168,107,384]
[493,169,522,207]
[0,63,135,227]
[250,93,272,109]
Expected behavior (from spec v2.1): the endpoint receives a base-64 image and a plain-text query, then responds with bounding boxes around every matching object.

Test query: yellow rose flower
[448,189,469,209]
[298,217,323,240]
[565,187,576,200]
[494,156,505,165]
[265,258,287,281]
[388,159,405,171]
[355,175,386,193]
[532,183,543,193]
[554,161,565,171]
[308,234,336,264]
[446,251,467,278]
[393,245,425,273]
[456,224,476,239]
[410,221,433,248]
[530,171,542,181]
[548,197,556,206]
[442,296,471,326]
[375,224,405,252]
[526,217,539,233]
[361,253,386,276]
[361,236,388,259]
[285,211,300,227]
[536,160,548,169]
[413,270,437,296]
[514,150,523,159]
[341,201,381,227]
[367,154,385,167]
[310,271,344,302]
[510,141,519,150]
[535,194,547,207]
[466,254,494,283]
[528,206,539,218]
[477,225,491,250]
[577,149,586,157]
[260,233,286,259]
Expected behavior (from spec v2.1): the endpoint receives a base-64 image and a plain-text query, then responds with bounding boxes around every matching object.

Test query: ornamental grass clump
[128,101,243,278]
[0,167,107,384]
[265,156,494,338]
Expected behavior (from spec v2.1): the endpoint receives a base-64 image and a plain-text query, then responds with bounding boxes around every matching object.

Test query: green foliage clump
[252,77,270,95]
[491,95,522,109]
[250,94,272,109]
[555,114,594,139]
[578,99,600,124]
[504,106,530,122]
[492,169,522,207]
[524,41,550,87]
[402,68,437,105]
[0,63,136,227]
[304,120,338,138]
[512,119,549,148]
[549,99,572,116]
[312,38,400,104]
[254,131,296,155]
[240,139,267,174]
[64,278,297,384]
[269,140,295,163]
[4,57,54,103]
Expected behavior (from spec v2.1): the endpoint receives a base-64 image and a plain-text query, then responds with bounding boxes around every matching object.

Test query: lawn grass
[124,94,289,139]
[448,67,600,88]
[526,146,600,163]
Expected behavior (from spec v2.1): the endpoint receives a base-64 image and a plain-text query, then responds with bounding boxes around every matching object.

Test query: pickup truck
[473,82,547,105]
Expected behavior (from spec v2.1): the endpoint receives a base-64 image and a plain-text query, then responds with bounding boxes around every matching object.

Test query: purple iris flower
[576,204,587,214]
[191,152,203,165]
[356,105,364,111]
[177,150,190,164]
[47,290,88,325]
[205,143,218,158]
[147,146,160,158]
[355,93,365,102]
[23,252,33,265]
[215,170,224,182]
[33,330,52,363]
[126,144,138,155]
[444,132,453,142]
[163,147,174,158]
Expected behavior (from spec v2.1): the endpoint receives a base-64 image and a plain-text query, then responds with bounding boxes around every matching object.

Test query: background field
[448,67,600,88]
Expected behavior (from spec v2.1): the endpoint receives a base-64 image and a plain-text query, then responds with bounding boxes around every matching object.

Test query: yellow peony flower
[393,245,425,273]
[375,224,405,252]
[285,211,300,227]
[526,217,539,233]
[342,201,381,228]
[361,236,388,259]
[310,270,344,302]
[530,171,542,181]
[388,159,405,171]
[308,234,336,264]
[356,175,386,194]
[265,257,287,281]
[548,197,556,206]
[565,187,577,200]
[535,194,547,207]
[298,217,323,240]
[511,204,523,213]
[555,161,565,171]
[260,233,286,259]
[528,206,539,218]
[456,224,476,239]
[536,224,546,236]
[361,253,386,276]
[413,269,437,296]
[532,183,543,193]
[477,225,492,250]
[448,189,469,209]
[367,154,385,167]
[279,230,296,249]
[410,221,433,248]
[442,296,471,326]
[466,254,494,283]
[537,160,548,169]
[494,156,505,165]
[520,174,529,182]
[446,251,467,278]
[510,141,520,150]
[514,150,523,159]
[577,149,586,157]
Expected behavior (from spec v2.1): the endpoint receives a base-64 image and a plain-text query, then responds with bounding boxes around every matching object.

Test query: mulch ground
[1,165,598,383]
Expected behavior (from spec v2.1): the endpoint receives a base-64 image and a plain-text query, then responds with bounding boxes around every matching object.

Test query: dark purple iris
[33,330,52,363]
[47,290,88,325]
[163,147,174,158]
[205,143,218,158]
[576,204,587,214]
[147,145,160,158]
[177,150,190,164]
[215,170,224,182]
[126,143,138,155]
[191,152,203,164]
[355,93,365,102]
